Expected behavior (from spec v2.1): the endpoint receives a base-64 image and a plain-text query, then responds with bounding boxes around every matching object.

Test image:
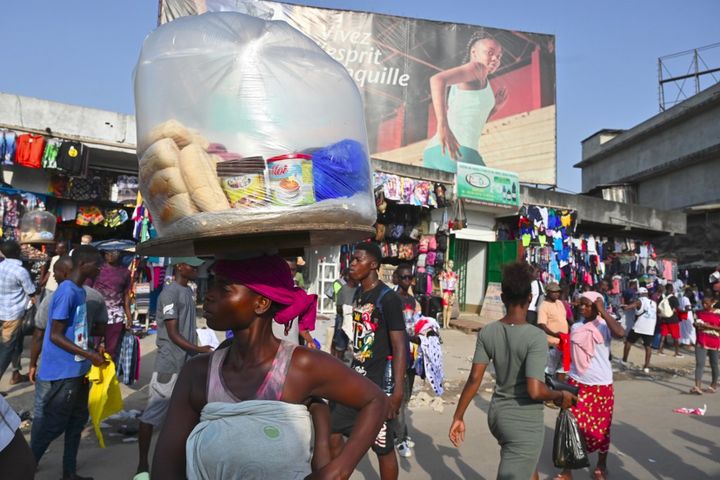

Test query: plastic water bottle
[383,355,394,396]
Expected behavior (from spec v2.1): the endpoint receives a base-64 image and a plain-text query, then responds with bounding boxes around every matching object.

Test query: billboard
[457,163,521,209]
[159,1,557,185]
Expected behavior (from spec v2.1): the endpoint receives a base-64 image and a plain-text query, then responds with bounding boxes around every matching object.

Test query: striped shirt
[0,258,35,320]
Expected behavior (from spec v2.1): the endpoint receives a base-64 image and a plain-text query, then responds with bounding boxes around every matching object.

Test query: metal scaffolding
[658,42,720,111]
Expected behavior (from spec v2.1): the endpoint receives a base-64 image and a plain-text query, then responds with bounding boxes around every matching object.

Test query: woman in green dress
[450,262,576,479]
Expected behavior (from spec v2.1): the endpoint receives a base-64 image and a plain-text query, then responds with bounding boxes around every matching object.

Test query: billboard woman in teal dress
[423,31,508,173]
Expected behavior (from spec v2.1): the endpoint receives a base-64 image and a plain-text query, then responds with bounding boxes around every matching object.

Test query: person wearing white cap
[134,257,212,480]
[622,287,657,373]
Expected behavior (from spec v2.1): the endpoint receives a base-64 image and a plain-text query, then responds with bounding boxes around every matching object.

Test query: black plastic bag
[553,409,590,469]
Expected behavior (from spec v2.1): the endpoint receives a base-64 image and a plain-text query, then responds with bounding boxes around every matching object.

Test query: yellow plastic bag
[87,354,124,448]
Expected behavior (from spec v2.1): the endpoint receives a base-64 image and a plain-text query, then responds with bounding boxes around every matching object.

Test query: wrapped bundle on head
[134,11,375,244]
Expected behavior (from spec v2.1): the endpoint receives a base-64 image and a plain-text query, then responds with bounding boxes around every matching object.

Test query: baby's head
[467,31,503,73]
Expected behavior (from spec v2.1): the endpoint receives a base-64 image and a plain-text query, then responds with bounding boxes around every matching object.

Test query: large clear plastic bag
[134,11,375,240]
[552,409,590,469]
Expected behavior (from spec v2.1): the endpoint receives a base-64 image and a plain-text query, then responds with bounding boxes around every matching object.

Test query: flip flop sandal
[690,386,704,395]
[593,468,608,480]
[703,386,717,393]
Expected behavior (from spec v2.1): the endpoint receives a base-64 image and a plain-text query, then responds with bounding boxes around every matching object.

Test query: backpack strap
[375,283,392,313]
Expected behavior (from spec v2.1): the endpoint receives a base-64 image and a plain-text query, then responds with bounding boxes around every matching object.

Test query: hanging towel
[87,354,123,448]
[186,400,313,480]
[416,335,444,396]
[570,321,604,375]
[117,332,139,385]
[559,332,572,373]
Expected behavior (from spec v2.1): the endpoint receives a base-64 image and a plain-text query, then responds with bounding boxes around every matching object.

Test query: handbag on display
[375,223,386,242]
[452,199,467,230]
[426,251,437,266]
[436,233,448,252]
[389,224,404,240]
[418,236,430,254]
[434,183,447,207]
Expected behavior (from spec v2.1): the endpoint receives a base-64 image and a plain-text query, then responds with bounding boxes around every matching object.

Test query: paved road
[3,328,718,479]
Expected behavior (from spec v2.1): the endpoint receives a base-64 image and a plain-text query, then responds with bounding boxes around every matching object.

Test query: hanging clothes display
[509,204,677,305]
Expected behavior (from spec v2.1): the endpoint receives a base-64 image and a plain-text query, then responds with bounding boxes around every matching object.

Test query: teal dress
[473,321,548,480]
[423,83,495,173]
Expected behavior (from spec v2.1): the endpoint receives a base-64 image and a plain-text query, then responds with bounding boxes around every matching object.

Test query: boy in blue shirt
[31,245,106,480]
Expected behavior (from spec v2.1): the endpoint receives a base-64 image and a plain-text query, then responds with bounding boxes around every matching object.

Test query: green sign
[456,162,520,208]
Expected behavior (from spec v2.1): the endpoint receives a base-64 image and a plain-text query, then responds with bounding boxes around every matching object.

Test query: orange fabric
[15,134,45,168]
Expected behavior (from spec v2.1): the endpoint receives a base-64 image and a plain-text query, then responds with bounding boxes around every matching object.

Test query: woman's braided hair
[465,29,496,63]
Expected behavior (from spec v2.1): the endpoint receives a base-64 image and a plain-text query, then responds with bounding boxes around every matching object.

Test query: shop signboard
[456,162,520,209]
[158,0,557,186]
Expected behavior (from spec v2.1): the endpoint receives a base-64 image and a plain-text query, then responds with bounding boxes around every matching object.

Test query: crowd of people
[450,262,720,480]
[0,235,718,479]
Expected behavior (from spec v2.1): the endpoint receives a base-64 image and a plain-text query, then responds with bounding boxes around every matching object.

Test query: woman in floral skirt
[555,291,625,480]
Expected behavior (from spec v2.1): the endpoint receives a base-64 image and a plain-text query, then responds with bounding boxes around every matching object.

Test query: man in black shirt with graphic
[330,243,406,480]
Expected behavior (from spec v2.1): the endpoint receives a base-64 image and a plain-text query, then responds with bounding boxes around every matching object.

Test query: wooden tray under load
[136,223,373,257]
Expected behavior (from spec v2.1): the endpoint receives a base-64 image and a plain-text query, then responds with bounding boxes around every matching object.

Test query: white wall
[464,241,487,309]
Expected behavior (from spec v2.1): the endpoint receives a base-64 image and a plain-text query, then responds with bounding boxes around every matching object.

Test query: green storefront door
[487,241,520,283]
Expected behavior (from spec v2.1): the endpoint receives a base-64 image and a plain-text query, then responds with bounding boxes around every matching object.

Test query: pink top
[696,311,720,351]
[206,341,297,403]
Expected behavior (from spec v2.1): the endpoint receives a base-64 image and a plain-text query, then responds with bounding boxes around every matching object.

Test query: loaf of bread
[189,129,210,151]
[138,119,194,155]
[179,143,230,212]
[139,138,198,225]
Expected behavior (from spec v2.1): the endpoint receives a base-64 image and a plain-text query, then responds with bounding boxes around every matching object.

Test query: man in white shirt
[526,266,544,326]
[622,287,657,373]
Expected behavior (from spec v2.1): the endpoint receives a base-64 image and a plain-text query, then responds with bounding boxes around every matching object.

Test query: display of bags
[375,224,386,242]
[426,251,437,266]
[418,237,430,254]
[436,233,448,252]
[552,409,590,469]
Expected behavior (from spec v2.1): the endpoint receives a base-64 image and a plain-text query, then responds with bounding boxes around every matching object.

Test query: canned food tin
[221,173,267,208]
[267,153,315,206]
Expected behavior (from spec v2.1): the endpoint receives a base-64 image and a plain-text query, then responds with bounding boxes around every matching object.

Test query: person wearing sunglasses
[393,264,421,458]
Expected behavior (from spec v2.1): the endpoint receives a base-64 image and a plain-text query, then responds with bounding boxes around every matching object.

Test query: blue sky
[1,1,718,192]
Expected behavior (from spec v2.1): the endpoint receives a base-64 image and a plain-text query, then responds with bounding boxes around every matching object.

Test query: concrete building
[575,82,720,273]
[0,92,138,191]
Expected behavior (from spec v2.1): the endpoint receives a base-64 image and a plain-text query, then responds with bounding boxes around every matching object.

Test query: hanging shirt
[42,139,62,169]
[0,131,16,165]
[538,207,549,228]
[587,235,598,255]
[15,134,45,168]
[57,141,85,175]
[529,280,544,312]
